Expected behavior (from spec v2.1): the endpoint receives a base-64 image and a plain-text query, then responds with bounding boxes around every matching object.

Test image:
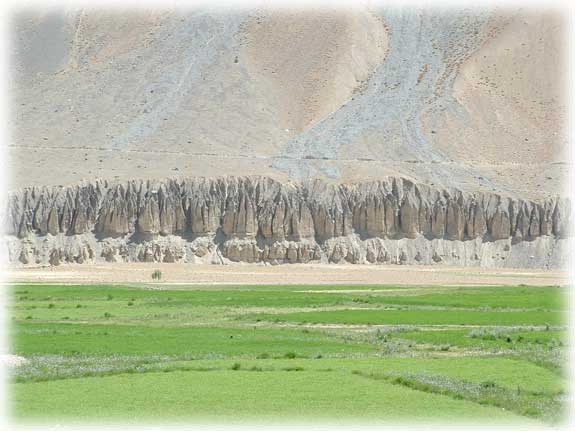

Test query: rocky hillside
[4,5,571,268]
[3,177,571,268]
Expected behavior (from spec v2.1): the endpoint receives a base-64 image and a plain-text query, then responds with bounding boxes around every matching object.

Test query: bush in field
[469,328,512,341]
[352,297,370,304]
[152,270,162,281]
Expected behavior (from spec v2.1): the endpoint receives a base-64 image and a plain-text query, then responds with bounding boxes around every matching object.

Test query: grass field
[7,282,568,424]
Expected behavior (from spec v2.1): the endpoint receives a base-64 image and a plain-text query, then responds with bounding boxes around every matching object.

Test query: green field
[7,282,568,424]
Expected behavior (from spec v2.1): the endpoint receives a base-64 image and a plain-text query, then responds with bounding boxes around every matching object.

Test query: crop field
[6,282,568,424]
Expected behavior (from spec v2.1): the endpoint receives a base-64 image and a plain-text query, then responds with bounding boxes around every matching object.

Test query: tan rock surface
[2,176,571,268]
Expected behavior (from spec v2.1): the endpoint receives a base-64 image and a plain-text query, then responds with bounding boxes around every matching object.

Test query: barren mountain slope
[240,8,387,133]
[3,5,572,269]
[6,6,569,201]
[430,12,566,165]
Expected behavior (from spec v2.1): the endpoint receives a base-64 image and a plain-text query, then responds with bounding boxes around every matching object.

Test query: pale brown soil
[428,13,567,167]
[241,8,386,133]
[3,263,568,286]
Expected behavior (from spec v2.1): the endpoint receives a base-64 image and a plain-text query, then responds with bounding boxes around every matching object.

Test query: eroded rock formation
[2,176,571,268]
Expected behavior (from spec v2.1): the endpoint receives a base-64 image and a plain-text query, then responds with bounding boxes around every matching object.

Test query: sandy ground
[3,263,569,286]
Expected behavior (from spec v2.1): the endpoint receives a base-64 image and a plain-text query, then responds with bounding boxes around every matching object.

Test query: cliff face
[2,176,571,268]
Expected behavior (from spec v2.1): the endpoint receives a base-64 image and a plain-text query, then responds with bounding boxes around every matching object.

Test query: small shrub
[284,352,297,359]
[352,297,370,304]
[103,312,112,318]
[469,328,512,342]
[256,353,269,359]
[231,362,241,370]
[106,294,113,301]
[282,366,304,372]
[25,315,32,320]
[48,303,55,309]
[127,301,134,306]
[76,304,82,308]
[62,316,70,320]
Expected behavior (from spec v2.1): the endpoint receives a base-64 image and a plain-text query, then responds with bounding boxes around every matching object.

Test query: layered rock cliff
[2,176,571,268]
